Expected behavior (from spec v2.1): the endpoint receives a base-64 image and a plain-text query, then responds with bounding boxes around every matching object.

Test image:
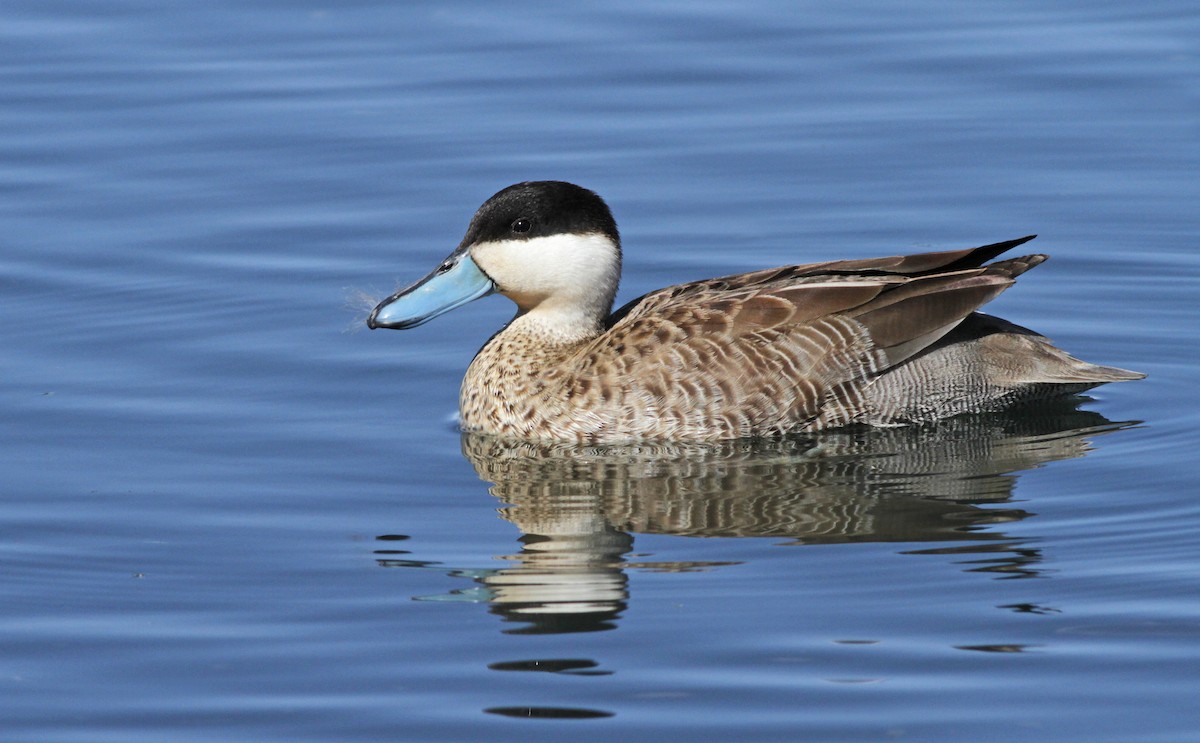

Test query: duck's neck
[509,303,608,345]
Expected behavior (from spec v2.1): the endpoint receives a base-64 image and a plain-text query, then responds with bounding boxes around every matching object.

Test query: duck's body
[369,181,1142,443]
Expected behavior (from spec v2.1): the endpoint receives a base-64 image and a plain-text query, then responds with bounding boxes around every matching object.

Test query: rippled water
[3,1,1197,741]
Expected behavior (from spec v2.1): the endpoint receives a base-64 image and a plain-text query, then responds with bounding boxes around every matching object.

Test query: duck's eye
[511,218,532,234]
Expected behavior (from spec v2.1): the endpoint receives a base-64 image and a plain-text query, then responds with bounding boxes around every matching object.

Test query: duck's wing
[719,234,1038,285]
[605,236,1043,365]
[580,238,1046,434]
[606,235,1039,328]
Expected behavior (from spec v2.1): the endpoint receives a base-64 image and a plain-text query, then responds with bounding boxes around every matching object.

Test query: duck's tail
[943,313,1145,387]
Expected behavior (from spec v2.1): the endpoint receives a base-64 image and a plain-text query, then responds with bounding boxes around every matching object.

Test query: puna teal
[368,181,1142,442]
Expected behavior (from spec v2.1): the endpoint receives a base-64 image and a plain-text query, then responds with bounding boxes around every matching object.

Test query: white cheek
[473,233,619,306]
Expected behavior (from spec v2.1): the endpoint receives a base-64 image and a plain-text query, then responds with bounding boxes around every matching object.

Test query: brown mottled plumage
[369,182,1143,442]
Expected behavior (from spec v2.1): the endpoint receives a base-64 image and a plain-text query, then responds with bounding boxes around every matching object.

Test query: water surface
[2,1,1197,741]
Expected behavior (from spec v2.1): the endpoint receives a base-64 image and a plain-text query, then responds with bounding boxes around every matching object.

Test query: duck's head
[368,181,622,336]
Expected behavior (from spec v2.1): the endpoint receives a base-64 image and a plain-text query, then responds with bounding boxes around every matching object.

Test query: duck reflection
[398,400,1133,634]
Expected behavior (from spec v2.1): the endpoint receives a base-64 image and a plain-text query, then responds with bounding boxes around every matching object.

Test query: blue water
[2,1,1197,741]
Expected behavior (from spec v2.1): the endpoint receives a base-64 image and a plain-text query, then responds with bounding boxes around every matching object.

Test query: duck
[368,181,1142,443]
